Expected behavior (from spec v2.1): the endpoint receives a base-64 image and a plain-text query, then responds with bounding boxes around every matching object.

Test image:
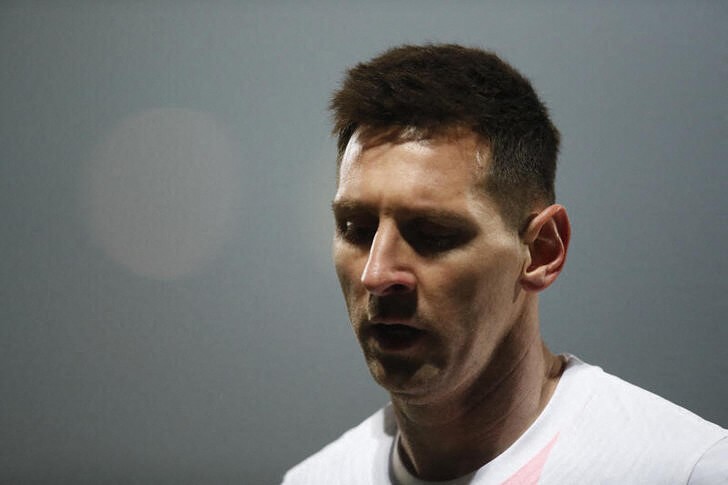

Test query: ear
[520,204,571,292]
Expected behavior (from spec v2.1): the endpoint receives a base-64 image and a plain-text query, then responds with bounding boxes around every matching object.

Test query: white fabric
[688,437,728,484]
[282,356,727,484]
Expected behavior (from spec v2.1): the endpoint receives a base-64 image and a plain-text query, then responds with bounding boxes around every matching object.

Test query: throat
[391,342,565,481]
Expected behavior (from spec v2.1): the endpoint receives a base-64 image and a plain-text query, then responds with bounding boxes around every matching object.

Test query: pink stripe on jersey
[501,433,559,485]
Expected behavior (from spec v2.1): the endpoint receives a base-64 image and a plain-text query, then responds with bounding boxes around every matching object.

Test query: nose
[360,222,416,296]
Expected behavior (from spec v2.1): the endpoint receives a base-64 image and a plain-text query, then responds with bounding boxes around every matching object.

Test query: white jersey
[282,356,727,484]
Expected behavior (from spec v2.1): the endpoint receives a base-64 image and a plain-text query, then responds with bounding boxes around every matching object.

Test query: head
[330,44,569,404]
[331,43,560,230]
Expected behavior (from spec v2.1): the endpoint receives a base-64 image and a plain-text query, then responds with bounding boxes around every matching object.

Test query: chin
[368,356,443,399]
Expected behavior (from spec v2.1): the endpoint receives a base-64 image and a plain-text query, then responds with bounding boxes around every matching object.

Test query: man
[283,44,727,484]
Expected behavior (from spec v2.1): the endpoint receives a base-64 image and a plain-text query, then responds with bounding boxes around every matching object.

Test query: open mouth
[371,323,425,351]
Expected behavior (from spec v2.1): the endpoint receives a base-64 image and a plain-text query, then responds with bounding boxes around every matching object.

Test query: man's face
[332,132,530,404]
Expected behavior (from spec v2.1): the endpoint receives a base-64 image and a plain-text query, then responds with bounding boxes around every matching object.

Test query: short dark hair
[330,43,560,229]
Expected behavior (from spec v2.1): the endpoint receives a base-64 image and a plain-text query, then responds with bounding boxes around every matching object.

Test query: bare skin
[395,336,565,480]
[333,130,570,481]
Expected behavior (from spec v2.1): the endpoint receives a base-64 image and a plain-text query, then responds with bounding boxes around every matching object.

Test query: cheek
[333,247,366,309]
[447,269,496,325]
[437,253,521,322]
[333,244,355,285]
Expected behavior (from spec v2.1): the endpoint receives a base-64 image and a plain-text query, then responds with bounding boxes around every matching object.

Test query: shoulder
[689,436,728,484]
[569,357,725,441]
[282,404,397,485]
[546,356,728,482]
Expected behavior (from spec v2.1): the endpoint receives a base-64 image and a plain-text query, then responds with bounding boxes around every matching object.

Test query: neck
[391,309,565,481]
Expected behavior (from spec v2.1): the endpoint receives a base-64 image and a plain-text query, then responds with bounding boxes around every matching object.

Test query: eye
[402,222,471,255]
[336,218,377,246]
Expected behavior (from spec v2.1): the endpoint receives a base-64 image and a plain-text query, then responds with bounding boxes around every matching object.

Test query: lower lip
[370,324,425,351]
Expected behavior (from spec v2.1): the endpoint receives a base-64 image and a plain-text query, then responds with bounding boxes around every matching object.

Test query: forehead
[335,131,492,214]
[337,130,490,189]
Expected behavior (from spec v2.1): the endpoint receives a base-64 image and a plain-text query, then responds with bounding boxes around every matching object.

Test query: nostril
[364,279,416,297]
[381,283,413,295]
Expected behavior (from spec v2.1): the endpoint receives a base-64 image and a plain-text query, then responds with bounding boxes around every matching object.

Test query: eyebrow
[331,199,475,227]
[331,199,375,216]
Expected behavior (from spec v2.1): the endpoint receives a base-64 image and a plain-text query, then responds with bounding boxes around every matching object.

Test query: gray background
[1,1,726,483]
